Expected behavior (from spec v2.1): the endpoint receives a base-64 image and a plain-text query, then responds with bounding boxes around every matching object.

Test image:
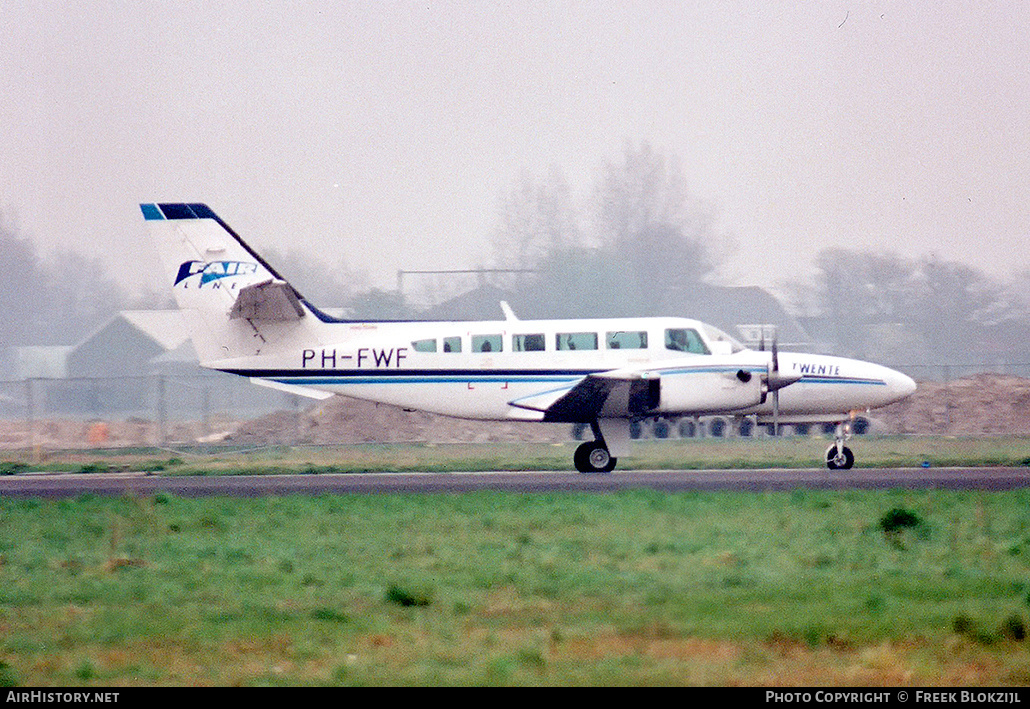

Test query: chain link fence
[0,363,1027,451]
[0,372,298,451]
[888,363,1030,382]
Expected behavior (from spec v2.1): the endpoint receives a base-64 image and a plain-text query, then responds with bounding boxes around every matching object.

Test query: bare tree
[264,247,357,308]
[814,248,917,357]
[39,251,128,345]
[490,142,723,318]
[591,141,718,313]
[0,213,47,348]
[810,248,1015,364]
[491,165,580,270]
[1009,268,1030,314]
[345,288,410,320]
[908,256,1011,362]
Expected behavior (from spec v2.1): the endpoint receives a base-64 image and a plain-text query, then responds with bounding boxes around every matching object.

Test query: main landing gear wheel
[574,441,617,473]
[825,445,854,470]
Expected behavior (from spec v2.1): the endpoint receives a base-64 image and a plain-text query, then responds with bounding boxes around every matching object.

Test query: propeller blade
[760,325,799,424]
[768,327,788,435]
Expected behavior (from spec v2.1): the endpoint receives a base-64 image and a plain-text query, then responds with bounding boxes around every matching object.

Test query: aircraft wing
[509,370,660,422]
[229,279,305,321]
[509,355,772,422]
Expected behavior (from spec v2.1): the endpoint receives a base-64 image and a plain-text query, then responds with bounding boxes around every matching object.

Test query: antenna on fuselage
[500,301,519,321]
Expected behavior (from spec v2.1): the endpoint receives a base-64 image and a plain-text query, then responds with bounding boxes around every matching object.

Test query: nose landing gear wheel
[825,445,854,470]
[574,441,617,473]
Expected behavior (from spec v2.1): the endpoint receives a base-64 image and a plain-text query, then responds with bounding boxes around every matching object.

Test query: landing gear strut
[825,422,854,470]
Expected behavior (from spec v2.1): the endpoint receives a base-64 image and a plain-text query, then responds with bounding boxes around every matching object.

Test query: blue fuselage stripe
[221,367,884,388]
[283,376,582,385]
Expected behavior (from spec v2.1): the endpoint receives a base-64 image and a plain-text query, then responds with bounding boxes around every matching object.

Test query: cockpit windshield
[698,323,746,353]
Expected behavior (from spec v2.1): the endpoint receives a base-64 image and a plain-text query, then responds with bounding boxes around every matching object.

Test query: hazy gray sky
[2,1,1028,297]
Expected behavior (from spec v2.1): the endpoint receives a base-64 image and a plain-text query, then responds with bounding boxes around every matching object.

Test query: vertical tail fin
[141,203,322,366]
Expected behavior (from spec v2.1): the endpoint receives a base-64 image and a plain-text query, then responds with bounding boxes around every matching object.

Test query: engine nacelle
[657,366,764,414]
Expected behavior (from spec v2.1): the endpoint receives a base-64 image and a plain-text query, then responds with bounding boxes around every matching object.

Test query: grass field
[2,485,1030,686]
[7,434,1030,475]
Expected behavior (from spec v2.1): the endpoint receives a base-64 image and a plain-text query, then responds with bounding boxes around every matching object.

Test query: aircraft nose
[886,368,917,401]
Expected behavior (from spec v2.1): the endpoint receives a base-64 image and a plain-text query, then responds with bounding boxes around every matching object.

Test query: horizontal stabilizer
[508,381,582,414]
[230,280,305,321]
[249,377,335,400]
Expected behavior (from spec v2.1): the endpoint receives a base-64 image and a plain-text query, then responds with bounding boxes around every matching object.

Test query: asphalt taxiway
[0,467,1028,498]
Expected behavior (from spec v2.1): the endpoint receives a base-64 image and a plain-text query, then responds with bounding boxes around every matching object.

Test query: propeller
[772,335,780,436]
[762,326,801,436]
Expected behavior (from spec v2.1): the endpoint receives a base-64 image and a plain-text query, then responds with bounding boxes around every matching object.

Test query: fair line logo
[174,260,259,287]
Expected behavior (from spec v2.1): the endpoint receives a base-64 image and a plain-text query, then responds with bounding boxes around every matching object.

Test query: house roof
[150,338,198,364]
[667,286,810,347]
[418,284,514,321]
[11,346,74,379]
[419,283,809,346]
[114,310,190,352]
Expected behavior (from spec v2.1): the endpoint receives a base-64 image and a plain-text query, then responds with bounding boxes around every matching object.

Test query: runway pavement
[1,467,1028,498]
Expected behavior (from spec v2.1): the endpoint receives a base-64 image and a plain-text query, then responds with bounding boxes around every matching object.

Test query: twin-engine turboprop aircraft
[142,203,916,472]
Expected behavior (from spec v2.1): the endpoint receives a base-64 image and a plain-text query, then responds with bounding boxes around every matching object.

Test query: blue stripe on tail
[139,203,217,221]
[140,203,164,220]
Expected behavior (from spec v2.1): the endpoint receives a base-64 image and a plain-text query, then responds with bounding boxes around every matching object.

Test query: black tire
[825,445,854,470]
[574,441,616,473]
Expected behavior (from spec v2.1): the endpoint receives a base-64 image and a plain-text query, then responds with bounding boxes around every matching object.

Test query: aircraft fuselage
[214,314,915,423]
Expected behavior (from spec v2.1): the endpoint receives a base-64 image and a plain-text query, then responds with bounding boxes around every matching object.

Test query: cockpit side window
[442,336,462,353]
[412,338,437,353]
[665,328,709,355]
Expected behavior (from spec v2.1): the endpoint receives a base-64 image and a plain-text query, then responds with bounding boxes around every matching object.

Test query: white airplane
[142,202,916,473]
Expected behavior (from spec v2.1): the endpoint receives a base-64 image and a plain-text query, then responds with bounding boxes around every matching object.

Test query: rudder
[142,202,322,366]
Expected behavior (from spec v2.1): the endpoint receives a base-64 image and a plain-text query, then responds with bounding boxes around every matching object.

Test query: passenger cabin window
[607,331,648,350]
[411,338,437,353]
[513,333,545,352]
[472,334,502,353]
[556,332,598,351]
[442,336,462,353]
[665,328,709,355]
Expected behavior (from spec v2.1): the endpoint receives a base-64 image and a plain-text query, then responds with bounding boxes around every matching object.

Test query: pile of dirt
[2,373,1027,450]
[876,373,1030,435]
[0,417,207,450]
[226,395,567,445]
[230,373,1030,443]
